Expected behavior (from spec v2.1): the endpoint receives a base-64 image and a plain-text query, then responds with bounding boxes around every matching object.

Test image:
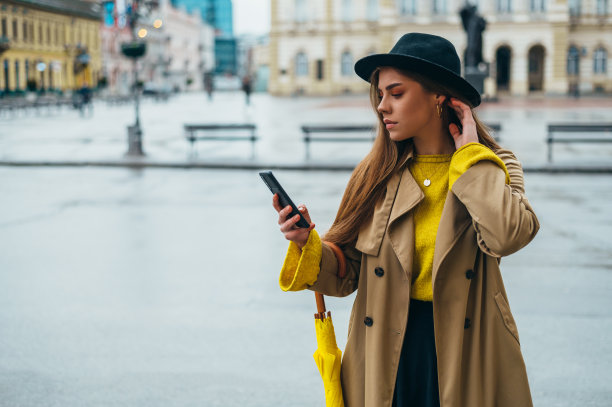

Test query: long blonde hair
[323,67,501,246]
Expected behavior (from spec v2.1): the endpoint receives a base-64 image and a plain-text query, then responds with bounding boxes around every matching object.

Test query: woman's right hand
[272,193,316,250]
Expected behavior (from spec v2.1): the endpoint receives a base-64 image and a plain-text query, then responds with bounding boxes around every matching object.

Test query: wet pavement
[0,166,611,406]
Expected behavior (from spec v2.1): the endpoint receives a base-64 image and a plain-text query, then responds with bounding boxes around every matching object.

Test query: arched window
[295,52,308,77]
[342,0,353,22]
[596,0,608,15]
[367,0,379,21]
[567,46,580,75]
[569,0,581,15]
[433,0,447,14]
[593,47,607,74]
[497,0,512,13]
[530,0,546,12]
[400,0,417,14]
[295,0,307,22]
[341,51,353,77]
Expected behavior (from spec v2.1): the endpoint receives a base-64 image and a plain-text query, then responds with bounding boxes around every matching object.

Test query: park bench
[301,125,376,159]
[184,123,258,158]
[547,123,612,162]
[301,122,502,159]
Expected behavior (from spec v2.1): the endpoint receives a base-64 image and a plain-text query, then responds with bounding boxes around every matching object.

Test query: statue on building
[459,4,486,68]
[459,3,489,97]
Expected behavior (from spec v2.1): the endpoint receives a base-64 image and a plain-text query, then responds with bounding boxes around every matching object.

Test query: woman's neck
[412,134,455,155]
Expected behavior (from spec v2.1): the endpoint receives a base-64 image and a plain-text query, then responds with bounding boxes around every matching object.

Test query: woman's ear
[435,94,447,105]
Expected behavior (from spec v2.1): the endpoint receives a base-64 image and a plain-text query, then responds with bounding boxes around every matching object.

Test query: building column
[548,22,569,94]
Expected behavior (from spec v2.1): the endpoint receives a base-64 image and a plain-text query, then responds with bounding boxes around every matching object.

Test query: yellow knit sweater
[279,143,510,299]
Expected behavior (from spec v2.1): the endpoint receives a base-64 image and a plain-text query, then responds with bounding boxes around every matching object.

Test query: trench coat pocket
[494,292,520,344]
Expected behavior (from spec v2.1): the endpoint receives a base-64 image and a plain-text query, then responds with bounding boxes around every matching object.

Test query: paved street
[0,165,611,406]
[1,91,612,169]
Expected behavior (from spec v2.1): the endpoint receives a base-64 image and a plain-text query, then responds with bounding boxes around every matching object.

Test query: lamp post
[104,0,159,157]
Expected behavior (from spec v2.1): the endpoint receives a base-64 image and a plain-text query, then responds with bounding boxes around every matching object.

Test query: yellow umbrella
[313,292,345,407]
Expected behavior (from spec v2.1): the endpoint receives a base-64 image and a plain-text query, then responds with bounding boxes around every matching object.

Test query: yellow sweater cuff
[279,229,322,292]
[449,142,510,189]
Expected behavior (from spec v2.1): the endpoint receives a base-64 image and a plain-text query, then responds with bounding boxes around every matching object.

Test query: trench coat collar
[355,142,472,282]
[355,144,423,256]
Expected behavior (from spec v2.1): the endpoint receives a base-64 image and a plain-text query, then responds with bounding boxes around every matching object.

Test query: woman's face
[375,67,442,142]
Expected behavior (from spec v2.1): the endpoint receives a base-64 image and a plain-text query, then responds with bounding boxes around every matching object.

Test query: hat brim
[354,53,481,107]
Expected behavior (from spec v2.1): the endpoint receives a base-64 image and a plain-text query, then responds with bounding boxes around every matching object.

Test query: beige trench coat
[309,146,539,407]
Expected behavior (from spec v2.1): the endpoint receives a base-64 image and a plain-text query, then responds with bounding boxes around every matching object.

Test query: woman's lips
[384,119,397,130]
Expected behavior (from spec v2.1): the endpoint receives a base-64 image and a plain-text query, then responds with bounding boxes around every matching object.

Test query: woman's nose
[377,97,389,114]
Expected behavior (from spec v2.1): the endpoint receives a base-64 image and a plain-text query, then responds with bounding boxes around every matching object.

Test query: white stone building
[158,0,215,92]
[269,0,612,97]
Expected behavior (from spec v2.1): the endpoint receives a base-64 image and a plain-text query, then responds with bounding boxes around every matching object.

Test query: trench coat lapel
[431,187,472,285]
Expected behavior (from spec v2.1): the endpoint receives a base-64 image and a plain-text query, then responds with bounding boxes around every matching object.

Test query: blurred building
[0,0,102,94]
[159,0,214,91]
[100,0,214,94]
[269,0,611,97]
[238,34,269,92]
[171,0,237,75]
[100,0,133,95]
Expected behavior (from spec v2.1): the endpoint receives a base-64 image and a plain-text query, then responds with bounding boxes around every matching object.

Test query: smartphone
[259,170,311,229]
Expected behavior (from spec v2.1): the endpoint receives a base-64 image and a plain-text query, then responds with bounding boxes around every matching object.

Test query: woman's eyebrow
[377,83,402,92]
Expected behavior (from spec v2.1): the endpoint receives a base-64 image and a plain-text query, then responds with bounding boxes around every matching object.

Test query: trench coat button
[364,317,373,327]
[465,269,475,280]
[464,318,471,329]
[374,267,384,277]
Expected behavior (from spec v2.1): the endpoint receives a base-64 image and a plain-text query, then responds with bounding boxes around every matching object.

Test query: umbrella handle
[315,292,328,319]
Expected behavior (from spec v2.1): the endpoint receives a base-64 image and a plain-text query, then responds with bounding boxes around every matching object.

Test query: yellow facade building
[0,0,102,93]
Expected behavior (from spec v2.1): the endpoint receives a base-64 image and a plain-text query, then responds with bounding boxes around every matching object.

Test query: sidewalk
[1,91,611,172]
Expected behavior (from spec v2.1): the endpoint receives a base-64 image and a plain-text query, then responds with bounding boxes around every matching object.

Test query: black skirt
[392,299,440,407]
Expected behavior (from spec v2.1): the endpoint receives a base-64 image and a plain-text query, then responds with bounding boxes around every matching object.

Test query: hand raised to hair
[448,97,479,149]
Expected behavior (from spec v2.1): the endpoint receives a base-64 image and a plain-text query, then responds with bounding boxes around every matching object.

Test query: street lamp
[103,0,159,157]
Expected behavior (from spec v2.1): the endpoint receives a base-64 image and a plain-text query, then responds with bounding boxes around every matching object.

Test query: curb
[1,160,612,173]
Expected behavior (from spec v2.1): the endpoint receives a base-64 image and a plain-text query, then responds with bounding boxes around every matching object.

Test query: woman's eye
[392,93,403,98]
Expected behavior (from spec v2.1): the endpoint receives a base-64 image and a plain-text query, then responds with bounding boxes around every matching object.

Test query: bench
[184,123,258,158]
[301,125,376,159]
[301,123,502,159]
[547,123,612,162]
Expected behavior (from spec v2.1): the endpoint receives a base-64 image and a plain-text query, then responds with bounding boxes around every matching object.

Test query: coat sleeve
[308,241,361,297]
[279,229,361,297]
[450,148,540,257]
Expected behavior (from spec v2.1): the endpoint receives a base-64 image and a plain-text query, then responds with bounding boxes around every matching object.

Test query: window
[596,0,608,15]
[569,0,581,15]
[14,60,20,90]
[593,47,607,74]
[342,0,353,21]
[25,59,29,80]
[367,0,379,21]
[433,0,447,14]
[530,0,546,12]
[341,51,353,76]
[3,60,9,91]
[1,18,6,37]
[295,0,307,22]
[400,0,417,15]
[12,19,18,40]
[497,0,512,13]
[567,46,580,75]
[23,21,27,42]
[296,52,308,76]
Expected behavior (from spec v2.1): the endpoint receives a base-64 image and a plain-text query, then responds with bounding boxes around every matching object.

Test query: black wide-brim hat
[354,32,481,107]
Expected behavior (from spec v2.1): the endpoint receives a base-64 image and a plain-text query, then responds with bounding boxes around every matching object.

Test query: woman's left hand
[448,97,479,150]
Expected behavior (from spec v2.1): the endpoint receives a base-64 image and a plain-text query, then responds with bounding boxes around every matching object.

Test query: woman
[272,33,539,407]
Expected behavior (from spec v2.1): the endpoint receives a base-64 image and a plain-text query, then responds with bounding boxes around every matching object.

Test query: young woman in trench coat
[271,33,539,407]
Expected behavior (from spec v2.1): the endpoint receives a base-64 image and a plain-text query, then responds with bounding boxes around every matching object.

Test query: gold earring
[436,103,442,118]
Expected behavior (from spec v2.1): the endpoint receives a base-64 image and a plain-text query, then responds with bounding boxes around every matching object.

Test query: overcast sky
[232,0,270,36]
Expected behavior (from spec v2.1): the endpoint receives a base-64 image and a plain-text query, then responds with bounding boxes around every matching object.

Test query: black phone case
[259,171,311,229]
